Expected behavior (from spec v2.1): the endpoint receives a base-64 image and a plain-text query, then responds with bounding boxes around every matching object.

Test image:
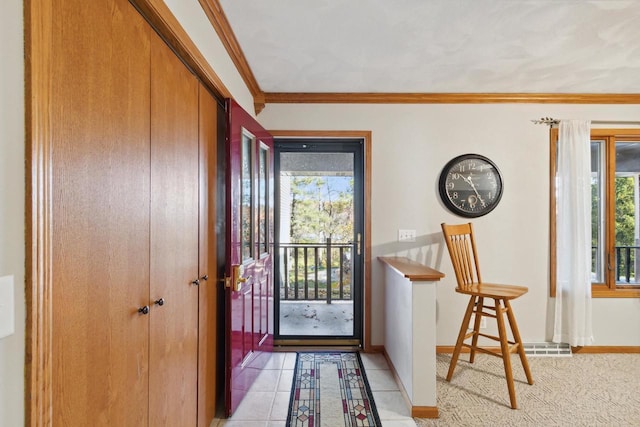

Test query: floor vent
[523,342,572,357]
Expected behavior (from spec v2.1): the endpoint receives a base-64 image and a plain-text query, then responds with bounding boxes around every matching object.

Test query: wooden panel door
[225,99,274,415]
[50,0,152,425]
[197,84,219,427]
[149,31,200,426]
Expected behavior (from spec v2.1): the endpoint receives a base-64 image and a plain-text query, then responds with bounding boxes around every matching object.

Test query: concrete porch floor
[279,300,354,336]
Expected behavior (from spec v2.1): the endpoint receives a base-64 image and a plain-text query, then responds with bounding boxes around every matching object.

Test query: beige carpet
[416,353,640,427]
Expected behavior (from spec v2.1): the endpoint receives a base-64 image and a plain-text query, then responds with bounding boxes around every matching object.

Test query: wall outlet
[469,314,487,330]
[398,229,416,242]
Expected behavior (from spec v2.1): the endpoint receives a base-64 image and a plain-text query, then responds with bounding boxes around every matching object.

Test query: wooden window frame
[550,128,640,298]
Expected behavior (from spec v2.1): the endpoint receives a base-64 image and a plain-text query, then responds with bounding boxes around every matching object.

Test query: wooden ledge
[378,257,444,282]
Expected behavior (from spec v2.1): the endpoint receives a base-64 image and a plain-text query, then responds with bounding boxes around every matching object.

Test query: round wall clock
[438,154,503,218]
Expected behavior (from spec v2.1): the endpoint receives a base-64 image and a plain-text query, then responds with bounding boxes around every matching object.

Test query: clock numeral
[452,192,458,199]
[446,182,454,190]
[451,173,461,180]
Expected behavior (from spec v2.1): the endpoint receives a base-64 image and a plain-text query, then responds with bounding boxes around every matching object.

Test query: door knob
[154,298,165,306]
[138,306,150,315]
[191,278,200,286]
[199,274,208,281]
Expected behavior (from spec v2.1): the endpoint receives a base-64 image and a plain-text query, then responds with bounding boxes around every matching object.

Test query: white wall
[0,0,25,425]
[164,0,256,116]
[258,103,640,347]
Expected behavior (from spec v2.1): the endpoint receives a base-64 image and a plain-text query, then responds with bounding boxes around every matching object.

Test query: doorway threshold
[273,339,362,351]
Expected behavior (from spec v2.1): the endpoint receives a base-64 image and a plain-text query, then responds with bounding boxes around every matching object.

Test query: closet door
[50,0,151,425]
[149,31,200,425]
[197,84,219,427]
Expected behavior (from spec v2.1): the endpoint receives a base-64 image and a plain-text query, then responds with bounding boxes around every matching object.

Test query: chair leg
[504,299,534,385]
[495,298,517,409]
[469,296,484,364]
[446,296,477,382]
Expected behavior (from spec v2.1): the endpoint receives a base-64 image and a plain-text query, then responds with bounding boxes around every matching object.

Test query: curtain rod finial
[531,117,559,126]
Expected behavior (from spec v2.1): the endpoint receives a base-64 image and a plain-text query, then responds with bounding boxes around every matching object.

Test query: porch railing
[279,238,353,302]
[592,245,639,284]
[615,245,639,284]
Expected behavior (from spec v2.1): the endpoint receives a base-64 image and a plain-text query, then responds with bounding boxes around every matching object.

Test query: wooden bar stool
[441,222,534,409]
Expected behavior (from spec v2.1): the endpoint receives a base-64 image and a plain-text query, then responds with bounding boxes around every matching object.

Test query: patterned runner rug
[286,352,382,427]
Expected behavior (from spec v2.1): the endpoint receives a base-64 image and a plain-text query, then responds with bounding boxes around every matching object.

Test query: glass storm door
[274,139,364,345]
[224,99,274,415]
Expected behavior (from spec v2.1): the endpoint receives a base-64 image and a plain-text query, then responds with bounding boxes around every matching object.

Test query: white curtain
[553,119,594,347]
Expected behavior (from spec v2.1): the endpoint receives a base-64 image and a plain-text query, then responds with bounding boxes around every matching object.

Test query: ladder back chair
[441,222,533,409]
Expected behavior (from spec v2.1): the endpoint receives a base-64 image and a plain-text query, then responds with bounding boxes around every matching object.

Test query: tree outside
[615,176,637,282]
[283,175,354,300]
[595,175,638,282]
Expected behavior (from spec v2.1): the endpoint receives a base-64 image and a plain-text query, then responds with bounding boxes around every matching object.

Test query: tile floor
[212,352,417,427]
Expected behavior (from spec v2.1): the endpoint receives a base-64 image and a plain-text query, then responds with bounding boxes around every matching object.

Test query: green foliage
[615,176,636,246]
[614,176,637,281]
[290,176,354,244]
[592,175,637,279]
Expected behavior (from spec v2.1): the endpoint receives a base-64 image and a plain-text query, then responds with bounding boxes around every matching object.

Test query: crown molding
[264,92,640,105]
[198,0,265,114]
[130,0,231,101]
[133,0,640,111]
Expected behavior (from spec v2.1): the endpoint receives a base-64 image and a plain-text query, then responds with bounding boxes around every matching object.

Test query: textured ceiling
[218,0,640,94]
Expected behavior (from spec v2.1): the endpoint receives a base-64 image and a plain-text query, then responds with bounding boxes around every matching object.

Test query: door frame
[269,130,373,351]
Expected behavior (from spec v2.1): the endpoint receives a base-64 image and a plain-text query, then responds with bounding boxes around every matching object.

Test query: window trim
[549,128,640,298]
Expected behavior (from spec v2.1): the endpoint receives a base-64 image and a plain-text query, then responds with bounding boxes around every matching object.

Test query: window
[551,128,640,297]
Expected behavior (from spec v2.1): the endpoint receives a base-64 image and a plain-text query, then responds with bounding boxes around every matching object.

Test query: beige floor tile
[283,352,298,369]
[278,369,294,392]
[360,352,390,370]
[372,391,413,420]
[249,369,281,392]
[380,419,417,426]
[269,391,292,420]
[230,391,275,420]
[217,421,267,427]
[263,352,287,370]
[365,368,400,391]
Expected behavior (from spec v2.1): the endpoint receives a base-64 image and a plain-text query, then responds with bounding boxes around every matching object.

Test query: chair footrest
[462,342,521,357]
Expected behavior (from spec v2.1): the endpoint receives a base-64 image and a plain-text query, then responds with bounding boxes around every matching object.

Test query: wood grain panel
[378,257,445,282]
[197,84,219,427]
[149,30,200,426]
[49,0,152,425]
[25,0,55,423]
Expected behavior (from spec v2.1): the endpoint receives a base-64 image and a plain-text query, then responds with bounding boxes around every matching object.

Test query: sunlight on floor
[279,301,354,336]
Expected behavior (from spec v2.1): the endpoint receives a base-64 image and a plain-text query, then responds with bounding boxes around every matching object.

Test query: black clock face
[439,154,503,218]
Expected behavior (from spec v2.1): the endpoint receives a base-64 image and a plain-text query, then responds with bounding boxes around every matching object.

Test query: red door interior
[225,99,274,416]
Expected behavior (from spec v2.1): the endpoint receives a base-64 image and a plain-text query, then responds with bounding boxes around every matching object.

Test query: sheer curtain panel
[553,119,594,347]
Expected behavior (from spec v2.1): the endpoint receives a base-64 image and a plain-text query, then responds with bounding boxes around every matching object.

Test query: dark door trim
[269,130,372,351]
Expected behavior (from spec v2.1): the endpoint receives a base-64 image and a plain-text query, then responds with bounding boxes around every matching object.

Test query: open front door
[225,99,274,416]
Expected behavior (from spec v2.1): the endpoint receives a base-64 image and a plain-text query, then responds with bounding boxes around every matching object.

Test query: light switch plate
[398,229,416,242]
[0,275,15,339]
